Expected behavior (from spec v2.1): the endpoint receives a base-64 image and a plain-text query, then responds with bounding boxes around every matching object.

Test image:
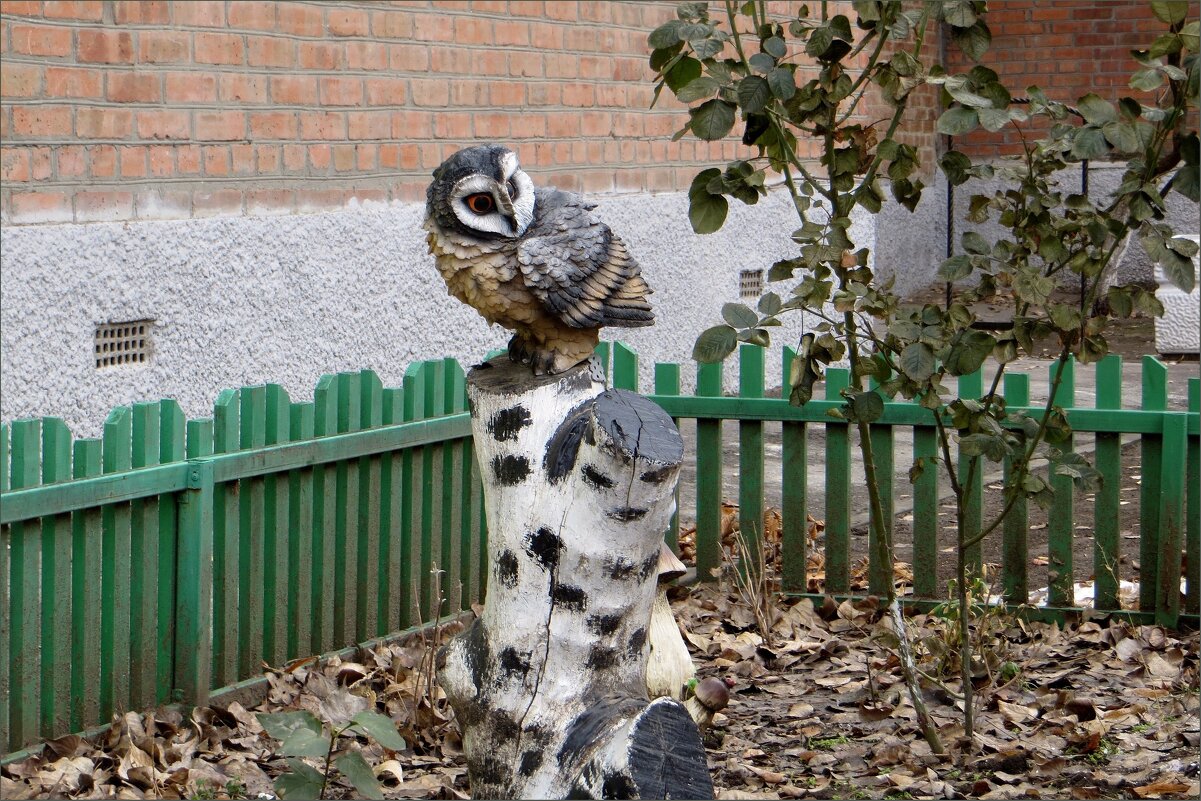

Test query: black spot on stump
[525,526,563,571]
[552,583,587,612]
[496,549,519,588]
[602,772,638,799]
[587,644,619,670]
[581,464,616,490]
[640,464,675,484]
[587,613,623,635]
[488,405,532,441]
[607,506,649,522]
[627,626,647,657]
[544,400,593,483]
[519,749,544,775]
[492,454,531,485]
[604,556,638,581]
[498,646,530,676]
[490,709,520,742]
[559,696,645,766]
[638,553,659,581]
[467,754,509,791]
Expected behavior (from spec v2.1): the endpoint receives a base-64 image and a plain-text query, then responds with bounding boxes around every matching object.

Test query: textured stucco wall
[1,186,870,436]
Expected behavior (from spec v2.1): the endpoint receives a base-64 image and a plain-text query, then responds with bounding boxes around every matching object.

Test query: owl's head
[426,144,536,240]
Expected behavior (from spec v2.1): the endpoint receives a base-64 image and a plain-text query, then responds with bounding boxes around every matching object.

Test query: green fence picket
[695,361,723,580]
[312,378,338,655]
[654,362,682,551]
[157,401,185,703]
[1093,356,1123,611]
[1001,373,1031,604]
[288,403,315,659]
[1139,357,1167,614]
[211,389,240,688]
[1156,413,1187,627]
[780,347,807,594]
[401,364,426,627]
[1047,358,1076,608]
[444,360,469,616]
[613,342,638,391]
[40,419,72,739]
[262,385,292,667]
[238,386,267,678]
[129,403,161,712]
[380,389,404,636]
[957,371,984,573]
[824,368,851,594]
[177,419,213,705]
[911,412,939,600]
[1187,379,1200,617]
[101,408,133,721]
[357,371,384,641]
[422,360,445,622]
[70,438,102,731]
[9,420,41,750]
[738,346,766,577]
[867,381,894,597]
[0,423,7,748]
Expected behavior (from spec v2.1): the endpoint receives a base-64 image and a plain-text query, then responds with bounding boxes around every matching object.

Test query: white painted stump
[437,356,713,799]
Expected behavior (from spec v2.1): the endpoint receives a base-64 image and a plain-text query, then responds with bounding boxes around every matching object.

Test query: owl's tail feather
[603,274,654,327]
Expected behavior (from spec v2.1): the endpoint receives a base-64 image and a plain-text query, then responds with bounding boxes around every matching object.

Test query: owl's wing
[516,189,653,329]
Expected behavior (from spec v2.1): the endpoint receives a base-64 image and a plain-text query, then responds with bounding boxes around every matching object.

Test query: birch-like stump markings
[437,356,713,799]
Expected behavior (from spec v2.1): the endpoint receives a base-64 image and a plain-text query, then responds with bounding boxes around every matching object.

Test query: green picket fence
[1,345,1198,755]
[0,359,485,754]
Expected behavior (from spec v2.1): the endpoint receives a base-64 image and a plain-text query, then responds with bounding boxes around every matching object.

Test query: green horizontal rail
[1,414,471,525]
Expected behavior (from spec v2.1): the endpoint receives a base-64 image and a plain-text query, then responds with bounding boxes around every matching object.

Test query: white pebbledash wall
[1,188,871,436]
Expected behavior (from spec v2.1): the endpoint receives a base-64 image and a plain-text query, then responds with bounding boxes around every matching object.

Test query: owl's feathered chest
[424,221,540,327]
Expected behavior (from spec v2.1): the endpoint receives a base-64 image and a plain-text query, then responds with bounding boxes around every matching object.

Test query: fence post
[1155,413,1186,629]
[174,457,214,704]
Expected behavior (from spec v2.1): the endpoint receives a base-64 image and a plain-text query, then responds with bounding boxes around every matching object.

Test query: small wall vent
[739,269,764,300]
[95,320,152,369]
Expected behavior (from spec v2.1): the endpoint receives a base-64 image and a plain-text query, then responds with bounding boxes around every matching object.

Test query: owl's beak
[496,188,518,227]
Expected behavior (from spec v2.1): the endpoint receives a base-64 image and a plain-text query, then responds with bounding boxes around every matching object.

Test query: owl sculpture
[424,144,654,375]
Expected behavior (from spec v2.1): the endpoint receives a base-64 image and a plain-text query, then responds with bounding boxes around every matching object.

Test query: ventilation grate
[739,269,764,300]
[95,320,152,369]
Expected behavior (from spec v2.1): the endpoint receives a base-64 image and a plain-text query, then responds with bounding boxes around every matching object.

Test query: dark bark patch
[586,644,619,670]
[607,506,649,522]
[626,626,647,657]
[559,696,645,766]
[496,549,519,588]
[602,773,638,800]
[594,389,684,465]
[467,754,509,792]
[581,463,616,490]
[628,700,714,799]
[544,400,593,483]
[498,646,530,677]
[587,613,623,635]
[604,556,638,581]
[638,553,659,581]
[639,464,675,484]
[492,454,531,485]
[487,405,532,441]
[525,526,563,571]
[519,749,544,776]
[552,583,587,612]
[490,708,520,742]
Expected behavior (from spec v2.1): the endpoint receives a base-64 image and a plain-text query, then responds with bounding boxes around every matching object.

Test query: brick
[89,144,116,176]
[433,111,472,139]
[509,1,544,17]
[510,113,546,138]
[165,72,217,102]
[562,83,594,106]
[391,110,432,139]
[250,111,298,139]
[195,111,246,141]
[147,145,174,176]
[414,14,455,42]
[1,62,41,97]
[493,20,530,46]
[43,1,103,20]
[320,76,363,105]
[348,110,390,139]
[114,1,169,24]
[57,145,87,177]
[11,24,73,57]
[107,72,161,103]
[490,81,525,106]
[378,143,400,169]
[202,145,230,175]
[510,51,543,77]
[371,10,414,39]
[136,109,189,139]
[328,7,369,36]
[76,190,135,222]
[389,43,428,71]
[451,81,488,106]
[296,188,347,212]
[270,76,318,105]
[432,47,472,73]
[529,21,563,50]
[176,145,201,174]
[308,144,331,170]
[300,111,347,139]
[547,115,580,138]
[470,0,508,11]
[133,189,192,220]
[333,144,356,171]
[545,2,577,21]
[246,189,295,215]
[77,29,134,63]
[282,143,306,171]
[365,77,407,106]
[119,146,147,177]
[231,143,254,174]
[526,82,560,106]
[12,105,72,137]
[299,41,342,70]
[247,35,294,67]
[219,73,268,103]
[475,112,511,138]
[139,30,190,62]
[278,4,323,36]
[410,79,449,107]
[346,41,389,70]
[0,2,41,16]
[194,32,245,65]
[253,144,279,172]
[0,148,30,182]
[193,189,243,217]
[229,1,276,30]
[174,1,225,27]
[454,16,493,44]
[12,191,73,224]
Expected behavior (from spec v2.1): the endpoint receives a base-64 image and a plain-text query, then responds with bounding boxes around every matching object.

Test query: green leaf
[959,433,1008,461]
[1047,303,1083,332]
[748,52,775,73]
[259,711,324,742]
[937,254,973,281]
[849,390,885,423]
[768,67,796,100]
[953,20,991,61]
[768,258,803,281]
[757,292,782,316]
[1150,0,1189,24]
[806,25,833,58]
[941,0,976,28]
[336,752,384,801]
[1158,247,1197,293]
[689,99,736,141]
[676,76,720,103]
[1129,67,1164,91]
[977,107,1011,132]
[1077,93,1117,125]
[693,325,738,363]
[899,342,935,382]
[1172,164,1199,202]
[665,56,702,92]
[648,20,685,49]
[275,758,325,801]
[722,302,759,329]
[762,36,787,58]
[349,711,407,751]
[937,106,979,136]
[736,76,772,114]
[961,231,989,255]
[280,728,331,758]
[688,190,727,234]
[944,329,994,376]
[1071,126,1110,159]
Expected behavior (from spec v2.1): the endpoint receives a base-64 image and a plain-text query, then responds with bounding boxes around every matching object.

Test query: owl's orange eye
[466,193,495,214]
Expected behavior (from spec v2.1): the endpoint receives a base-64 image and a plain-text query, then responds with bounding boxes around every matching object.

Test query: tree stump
[437,356,713,799]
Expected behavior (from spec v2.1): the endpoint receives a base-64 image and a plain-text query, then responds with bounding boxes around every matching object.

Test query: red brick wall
[941,0,1193,159]
[1,0,758,224]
